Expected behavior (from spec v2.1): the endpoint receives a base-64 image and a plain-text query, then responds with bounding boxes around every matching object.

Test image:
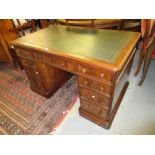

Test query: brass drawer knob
[35,71,39,75]
[100,73,104,78]
[82,68,87,74]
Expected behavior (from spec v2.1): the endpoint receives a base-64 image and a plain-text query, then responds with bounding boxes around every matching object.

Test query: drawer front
[79,87,110,108]
[33,52,77,73]
[51,56,77,72]
[15,48,33,59]
[19,57,36,69]
[78,76,111,95]
[77,64,112,82]
[80,99,108,119]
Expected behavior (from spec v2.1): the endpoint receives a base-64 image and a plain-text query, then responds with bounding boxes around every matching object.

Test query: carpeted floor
[0,63,78,135]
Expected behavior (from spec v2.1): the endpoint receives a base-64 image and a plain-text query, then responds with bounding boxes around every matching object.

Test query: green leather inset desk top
[13,25,138,63]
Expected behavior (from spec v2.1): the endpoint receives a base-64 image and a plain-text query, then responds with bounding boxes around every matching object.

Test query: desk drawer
[77,64,112,82]
[15,48,33,59]
[51,56,77,72]
[80,99,108,119]
[78,76,111,95]
[79,87,110,108]
[33,52,77,73]
[19,57,36,68]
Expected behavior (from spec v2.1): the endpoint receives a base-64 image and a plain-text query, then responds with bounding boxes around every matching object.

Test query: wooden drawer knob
[100,86,104,91]
[99,98,104,102]
[24,51,28,55]
[37,55,42,59]
[82,68,87,74]
[11,45,14,49]
[100,73,104,78]
[84,80,88,85]
[61,62,66,66]
[83,103,89,109]
[92,95,96,99]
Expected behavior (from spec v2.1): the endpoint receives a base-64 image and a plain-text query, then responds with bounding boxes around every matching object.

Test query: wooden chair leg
[31,20,36,32]
[134,50,145,76]
[138,41,155,86]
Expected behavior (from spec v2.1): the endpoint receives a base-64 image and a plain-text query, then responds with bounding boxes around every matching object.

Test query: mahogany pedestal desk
[12,25,141,129]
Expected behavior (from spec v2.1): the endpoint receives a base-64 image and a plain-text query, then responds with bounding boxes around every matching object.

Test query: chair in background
[120,19,141,32]
[39,19,57,28]
[134,19,155,86]
[65,19,95,28]
[9,19,37,68]
[0,19,18,67]
[10,19,36,37]
[57,19,123,29]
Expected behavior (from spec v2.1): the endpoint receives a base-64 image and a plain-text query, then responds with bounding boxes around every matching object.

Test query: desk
[12,25,141,129]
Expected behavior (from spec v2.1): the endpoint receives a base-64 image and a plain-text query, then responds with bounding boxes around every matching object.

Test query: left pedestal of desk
[14,47,72,98]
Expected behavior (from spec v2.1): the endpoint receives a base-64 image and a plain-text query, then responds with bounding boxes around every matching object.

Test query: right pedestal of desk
[78,53,135,129]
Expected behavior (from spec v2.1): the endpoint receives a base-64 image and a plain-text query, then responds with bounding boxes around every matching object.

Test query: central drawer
[33,52,77,73]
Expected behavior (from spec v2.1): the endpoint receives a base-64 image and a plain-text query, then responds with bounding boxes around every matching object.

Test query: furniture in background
[121,19,141,32]
[57,19,123,29]
[12,25,141,129]
[0,32,14,64]
[10,19,36,37]
[0,19,18,66]
[134,19,155,86]
[39,19,56,28]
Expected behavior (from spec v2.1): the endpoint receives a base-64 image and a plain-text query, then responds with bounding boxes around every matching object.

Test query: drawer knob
[99,98,104,102]
[82,68,87,74]
[22,59,25,63]
[37,55,42,59]
[36,71,39,75]
[100,73,104,78]
[83,103,89,109]
[11,45,14,49]
[100,87,104,91]
[92,95,96,98]
[84,80,88,85]
[61,62,66,66]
